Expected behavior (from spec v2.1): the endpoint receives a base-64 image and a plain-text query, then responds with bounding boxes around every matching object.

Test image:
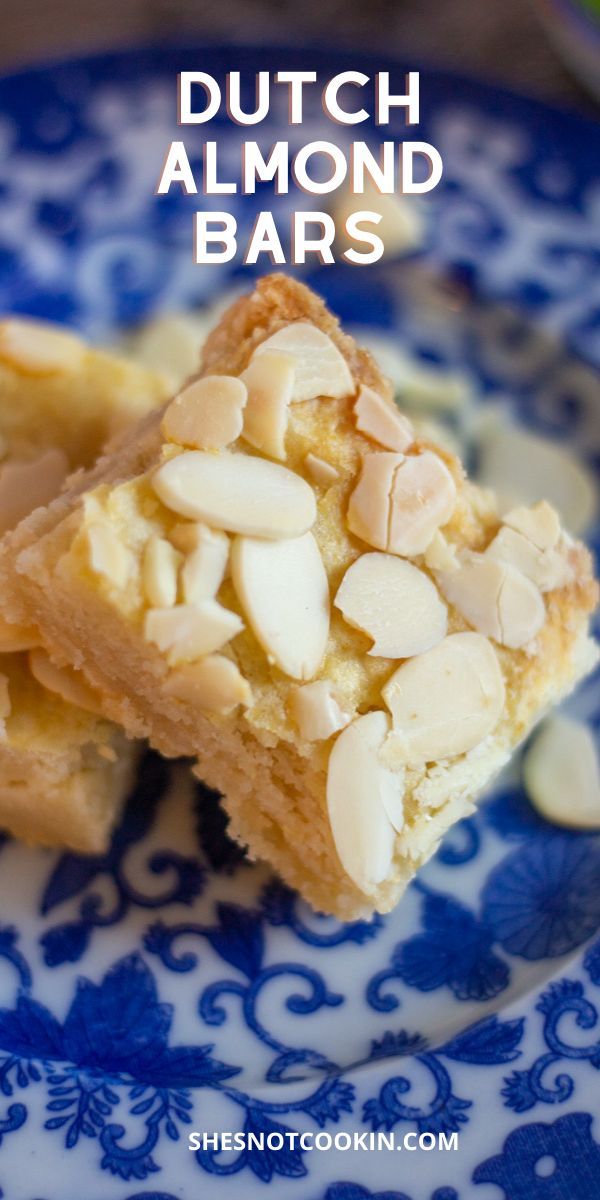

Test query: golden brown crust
[0,276,596,913]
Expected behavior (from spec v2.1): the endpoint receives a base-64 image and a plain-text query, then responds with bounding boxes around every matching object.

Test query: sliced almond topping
[0,448,69,536]
[290,680,351,741]
[347,451,403,551]
[424,529,460,573]
[86,522,131,590]
[142,536,181,608]
[485,525,572,593]
[161,375,247,451]
[181,527,229,603]
[0,674,10,720]
[354,386,413,452]
[153,451,316,539]
[164,654,252,714]
[437,555,545,649]
[240,352,295,460]
[326,711,404,892]
[382,632,505,767]
[523,714,600,829]
[0,319,85,374]
[334,552,447,659]
[347,450,456,557]
[304,453,340,488]
[388,451,457,556]
[144,602,243,665]
[0,613,39,652]
[252,321,354,402]
[231,532,329,681]
[504,501,561,551]
[29,648,104,716]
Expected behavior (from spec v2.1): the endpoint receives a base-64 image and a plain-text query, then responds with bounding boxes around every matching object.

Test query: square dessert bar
[0,278,597,914]
[0,317,167,851]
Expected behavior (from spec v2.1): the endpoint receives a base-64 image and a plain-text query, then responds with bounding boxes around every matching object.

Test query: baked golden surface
[0,280,596,908]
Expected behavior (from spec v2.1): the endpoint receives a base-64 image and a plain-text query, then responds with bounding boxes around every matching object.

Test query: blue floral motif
[260,879,383,948]
[502,978,600,1115]
[583,937,600,986]
[483,783,554,842]
[482,835,600,959]
[368,889,509,1010]
[363,1014,523,1138]
[436,817,480,865]
[39,754,205,967]
[0,951,239,1179]
[473,1111,600,1197]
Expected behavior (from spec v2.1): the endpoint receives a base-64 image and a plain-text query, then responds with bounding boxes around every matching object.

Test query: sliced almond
[347,451,403,551]
[0,613,39,652]
[381,632,505,766]
[161,375,247,451]
[485,525,571,593]
[231,532,329,681]
[144,602,243,665]
[304,453,340,488]
[164,654,252,714]
[334,552,447,659]
[346,450,456,557]
[0,448,69,536]
[142,536,181,608]
[86,522,131,590]
[388,451,457,556]
[504,501,561,551]
[29,648,103,716]
[354,386,413,452]
[0,318,85,374]
[252,321,354,402]
[0,674,10,720]
[424,530,460,573]
[290,680,351,741]
[153,451,316,539]
[181,527,229,603]
[326,711,404,892]
[523,714,600,829]
[437,554,545,649]
[240,352,295,460]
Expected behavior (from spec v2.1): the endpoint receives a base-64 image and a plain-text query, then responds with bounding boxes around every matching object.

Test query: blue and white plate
[0,45,599,1200]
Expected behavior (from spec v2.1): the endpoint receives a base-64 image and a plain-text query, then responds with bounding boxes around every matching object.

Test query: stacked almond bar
[0,277,596,917]
[0,317,166,850]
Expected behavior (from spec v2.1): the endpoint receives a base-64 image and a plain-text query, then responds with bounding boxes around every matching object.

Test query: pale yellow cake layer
[0,319,168,850]
[0,319,167,468]
[0,278,597,914]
